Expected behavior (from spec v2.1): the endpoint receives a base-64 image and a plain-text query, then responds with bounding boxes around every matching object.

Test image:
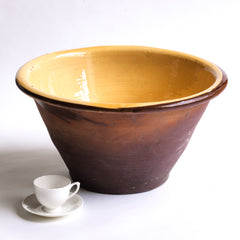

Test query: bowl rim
[16,46,228,111]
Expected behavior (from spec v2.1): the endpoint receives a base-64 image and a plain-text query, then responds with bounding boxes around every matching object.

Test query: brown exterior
[35,99,209,194]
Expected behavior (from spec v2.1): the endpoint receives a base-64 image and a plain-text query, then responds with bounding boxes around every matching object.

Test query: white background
[0,0,239,239]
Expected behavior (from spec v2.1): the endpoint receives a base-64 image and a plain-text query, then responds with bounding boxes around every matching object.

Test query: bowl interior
[16,46,222,108]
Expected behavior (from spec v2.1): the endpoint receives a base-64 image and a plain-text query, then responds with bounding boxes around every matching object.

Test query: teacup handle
[68,182,80,199]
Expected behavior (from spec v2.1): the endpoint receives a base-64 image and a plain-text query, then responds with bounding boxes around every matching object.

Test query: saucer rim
[22,193,83,217]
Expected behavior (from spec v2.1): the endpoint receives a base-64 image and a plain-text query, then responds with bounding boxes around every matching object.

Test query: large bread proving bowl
[16,46,227,194]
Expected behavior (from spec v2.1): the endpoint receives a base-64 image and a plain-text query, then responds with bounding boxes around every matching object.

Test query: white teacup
[34,175,80,213]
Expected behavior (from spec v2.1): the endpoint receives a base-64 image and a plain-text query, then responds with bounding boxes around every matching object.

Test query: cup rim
[16,46,228,111]
[33,175,71,190]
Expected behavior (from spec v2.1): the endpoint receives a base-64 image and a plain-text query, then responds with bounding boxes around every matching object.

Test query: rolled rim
[16,46,228,111]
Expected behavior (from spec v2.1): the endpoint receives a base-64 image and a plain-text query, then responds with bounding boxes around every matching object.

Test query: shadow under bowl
[16,46,227,194]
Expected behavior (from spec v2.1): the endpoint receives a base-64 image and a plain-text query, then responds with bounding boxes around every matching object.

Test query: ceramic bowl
[16,46,227,194]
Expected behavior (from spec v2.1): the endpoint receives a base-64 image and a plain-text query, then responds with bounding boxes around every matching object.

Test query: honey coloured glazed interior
[16,46,222,109]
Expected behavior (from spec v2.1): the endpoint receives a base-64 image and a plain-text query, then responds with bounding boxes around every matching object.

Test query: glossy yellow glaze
[16,46,223,109]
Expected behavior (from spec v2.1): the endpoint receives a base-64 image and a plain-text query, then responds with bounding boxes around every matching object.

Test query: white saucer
[22,194,83,217]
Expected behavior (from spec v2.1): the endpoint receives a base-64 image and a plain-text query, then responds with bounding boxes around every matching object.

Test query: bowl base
[70,173,169,195]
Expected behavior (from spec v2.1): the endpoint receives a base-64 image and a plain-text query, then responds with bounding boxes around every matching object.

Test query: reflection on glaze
[48,71,57,96]
[74,69,90,101]
[54,52,87,59]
